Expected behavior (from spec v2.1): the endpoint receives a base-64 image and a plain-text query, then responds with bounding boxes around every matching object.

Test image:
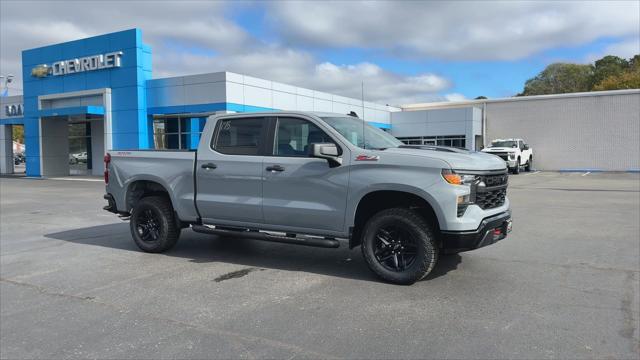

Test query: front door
[196,116,267,225]
[262,116,349,233]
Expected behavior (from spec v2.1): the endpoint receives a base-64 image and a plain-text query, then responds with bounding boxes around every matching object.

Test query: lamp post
[0,74,14,96]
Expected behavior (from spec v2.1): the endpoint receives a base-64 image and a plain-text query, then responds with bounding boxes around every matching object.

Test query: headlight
[443,169,479,217]
[441,169,479,186]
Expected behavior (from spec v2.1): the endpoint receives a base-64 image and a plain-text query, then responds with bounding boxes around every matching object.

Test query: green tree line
[518,54,640,96]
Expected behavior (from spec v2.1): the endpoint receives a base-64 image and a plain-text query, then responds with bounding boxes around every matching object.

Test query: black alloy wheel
[135,208,162,243]
[361,208,438,285]
[130,196,180,253]
[373,226,418,272]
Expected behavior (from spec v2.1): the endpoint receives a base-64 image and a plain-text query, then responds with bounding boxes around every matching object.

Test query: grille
[474,172,508,210]
[479,173,509,187]
[476,188,507,209]
[489,152,510,161]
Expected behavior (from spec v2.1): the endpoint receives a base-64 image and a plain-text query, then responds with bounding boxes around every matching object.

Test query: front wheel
[512,158,521,174]
[130,196,180,253]
[361,208,438,285]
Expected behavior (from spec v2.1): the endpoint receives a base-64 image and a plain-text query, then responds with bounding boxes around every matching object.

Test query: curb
[558,169,604,173]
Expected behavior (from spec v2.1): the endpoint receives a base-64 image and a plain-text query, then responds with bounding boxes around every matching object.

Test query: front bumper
[505,159,518,168]
[440,210,512,253]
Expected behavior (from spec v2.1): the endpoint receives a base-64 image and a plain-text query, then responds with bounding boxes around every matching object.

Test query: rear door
[262,116,350,233]
[195,116,268,225]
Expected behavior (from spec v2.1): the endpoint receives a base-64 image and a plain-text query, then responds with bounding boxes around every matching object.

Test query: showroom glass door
[68,121,92,175]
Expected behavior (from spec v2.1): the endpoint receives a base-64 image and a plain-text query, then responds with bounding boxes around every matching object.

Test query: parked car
[13,153,24,165]
[481,138,533,174]
[69,152,88,164]
[104,112,512,284]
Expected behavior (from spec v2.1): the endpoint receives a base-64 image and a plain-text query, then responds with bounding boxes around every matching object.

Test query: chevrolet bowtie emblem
[31,64,52,78]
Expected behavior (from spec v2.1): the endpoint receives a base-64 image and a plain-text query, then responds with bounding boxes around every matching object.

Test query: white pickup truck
[482,139,533,174]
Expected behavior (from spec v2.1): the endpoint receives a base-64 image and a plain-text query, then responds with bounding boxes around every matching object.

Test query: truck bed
[107,150,199,222]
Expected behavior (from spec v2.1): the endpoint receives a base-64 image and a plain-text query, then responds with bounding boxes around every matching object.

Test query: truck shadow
[45,223,461,283]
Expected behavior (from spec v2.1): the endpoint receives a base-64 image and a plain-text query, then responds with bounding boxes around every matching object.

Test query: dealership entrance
[39,114,105,177]
[36,89,111,177]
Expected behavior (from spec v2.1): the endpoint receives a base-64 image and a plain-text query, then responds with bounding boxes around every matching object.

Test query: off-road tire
[513,158,521,174]
[525,156,532,172]
[361,208,438,285]
[130,196,180,253]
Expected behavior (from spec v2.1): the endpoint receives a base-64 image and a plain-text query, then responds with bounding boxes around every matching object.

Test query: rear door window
[213,117,266,155]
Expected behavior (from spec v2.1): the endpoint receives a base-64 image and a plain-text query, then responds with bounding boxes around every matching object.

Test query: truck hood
[382,146,507,171]
[482,147,517,152]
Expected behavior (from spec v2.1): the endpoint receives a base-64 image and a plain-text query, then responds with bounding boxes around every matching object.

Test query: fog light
[457,195,470,204]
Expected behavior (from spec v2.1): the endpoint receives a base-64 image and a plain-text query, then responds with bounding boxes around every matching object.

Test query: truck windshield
[321,117,402,150]
[491,140,517,148]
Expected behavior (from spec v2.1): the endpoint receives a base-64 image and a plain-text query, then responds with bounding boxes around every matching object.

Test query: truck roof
[214,111,360,119]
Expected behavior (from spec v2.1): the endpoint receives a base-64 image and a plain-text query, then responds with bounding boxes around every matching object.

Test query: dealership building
[1,28,639,176]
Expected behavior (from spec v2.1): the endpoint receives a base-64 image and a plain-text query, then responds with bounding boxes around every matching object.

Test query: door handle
[201,163,217,170]
[266,165,285,172]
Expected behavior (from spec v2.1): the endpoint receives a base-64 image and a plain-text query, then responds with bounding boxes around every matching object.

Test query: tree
[592,55,628,86]
[12,125,24,143]
[474,96,488,99]
[593,64,640,90]
[519,63,594,96]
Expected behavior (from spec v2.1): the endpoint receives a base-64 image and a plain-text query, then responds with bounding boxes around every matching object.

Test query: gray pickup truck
[104,111,512,284]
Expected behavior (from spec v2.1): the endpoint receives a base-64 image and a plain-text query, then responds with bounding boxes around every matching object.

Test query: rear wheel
[130,196,180,253]
[361,208,438,285]
[525,156,532,172]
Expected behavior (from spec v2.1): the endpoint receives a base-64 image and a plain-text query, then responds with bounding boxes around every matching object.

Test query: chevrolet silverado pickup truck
[104,111,512,284]
[482,138,533,174]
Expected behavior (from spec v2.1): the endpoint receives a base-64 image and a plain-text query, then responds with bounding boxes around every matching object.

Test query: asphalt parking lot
[1,172,639,359]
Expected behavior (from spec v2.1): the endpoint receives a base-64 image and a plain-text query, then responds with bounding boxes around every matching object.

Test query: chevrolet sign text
[31,51,123,78]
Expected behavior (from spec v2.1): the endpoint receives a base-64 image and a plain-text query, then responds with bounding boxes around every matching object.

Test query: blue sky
[1,1,639,104]
[228,2,639,100]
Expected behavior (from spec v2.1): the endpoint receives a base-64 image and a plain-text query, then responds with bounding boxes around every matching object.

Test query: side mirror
[310,143,342,165]
[523,144,529,150]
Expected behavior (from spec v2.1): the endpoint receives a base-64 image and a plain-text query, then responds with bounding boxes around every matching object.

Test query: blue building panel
[111,110,142,134]
[25,156,41,177]
[61,39,88,59]
[84,34,110,55]
[62,73,87,92]
[111,132,141,150]
[111,86,145,111]
[109,66,144,88]
[84,70,111,89]
[38,106,104,118]
[107,29,142,52]
[23,96,38,112]
[19,28,151,176]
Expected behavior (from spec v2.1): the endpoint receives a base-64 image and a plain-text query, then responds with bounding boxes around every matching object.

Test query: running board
[191,225,340,248]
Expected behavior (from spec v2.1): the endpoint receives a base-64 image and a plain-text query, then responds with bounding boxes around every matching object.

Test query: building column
[188,117,201,150]
[0,125,14,174]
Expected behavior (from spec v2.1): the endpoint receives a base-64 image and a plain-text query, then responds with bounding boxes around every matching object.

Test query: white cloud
[2,1,637,103]
[583,37,640,63]
[601,38,639,60]
[152,47,449,105]
[0,0,450,104]
[444,93,467,102]
[269,1,640,61]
